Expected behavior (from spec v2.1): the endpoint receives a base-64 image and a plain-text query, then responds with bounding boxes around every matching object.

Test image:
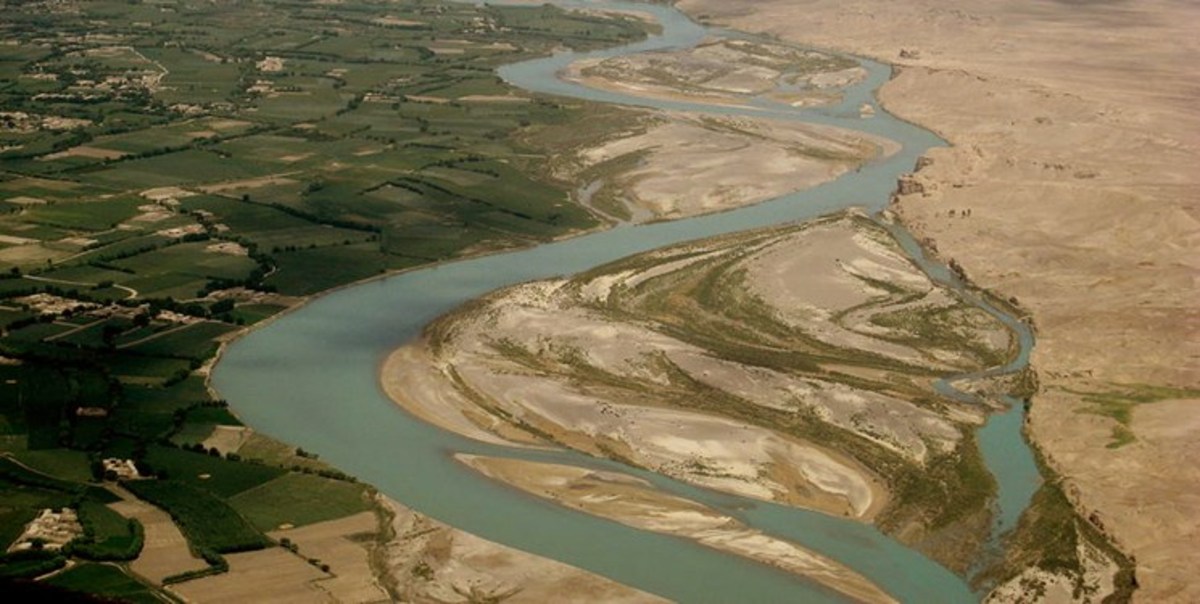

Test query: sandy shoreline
[373,495,665,603]
[456,454,896,603]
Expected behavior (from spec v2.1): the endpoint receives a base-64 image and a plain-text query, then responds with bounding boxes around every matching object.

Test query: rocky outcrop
[897,174,925,195]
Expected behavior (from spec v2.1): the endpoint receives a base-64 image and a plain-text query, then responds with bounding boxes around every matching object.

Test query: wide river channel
[213,1,1041,601]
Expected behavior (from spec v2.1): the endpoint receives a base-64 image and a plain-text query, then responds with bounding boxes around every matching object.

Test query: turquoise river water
[213,2,1041,601]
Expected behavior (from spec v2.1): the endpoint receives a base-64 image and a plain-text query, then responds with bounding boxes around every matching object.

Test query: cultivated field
[108,494,206,584]
[0,0,661,597]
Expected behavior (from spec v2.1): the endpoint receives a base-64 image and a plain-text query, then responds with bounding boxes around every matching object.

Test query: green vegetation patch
[100,354,192,383]
[142,445,284,498]
[0,457,116,502]
[46,562,161,604]
[71,499,144,561]
[80,149,281,190]
[0,178,107,205]
[228,303,287,326]
[10,448,93,483]
[92,117,258,155]
[19,196,146,231]
[975,448,1136,602]
[169,404,243,447]
[123,321,236,360]
[4,321,75,344]
[124,478,271,553]
[184,404,242,427]
[1067,383,1200,448]
[229,472,371,532]
[869,302,1011,369]
[170,423,217,448]
[265,243,422,295]
[181,195,374,251]
[113,376,213,438]
[142,46,242,105]
[0,551,67,580]
[113,242,258,283]
[236,433,330,473]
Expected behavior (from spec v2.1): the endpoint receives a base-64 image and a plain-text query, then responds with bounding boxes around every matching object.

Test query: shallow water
[213,2,1040,601]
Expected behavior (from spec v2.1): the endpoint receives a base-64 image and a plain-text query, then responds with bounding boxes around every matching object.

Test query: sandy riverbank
[372,495,664,603]
[676,0,1200,599]
[457,454,895,603]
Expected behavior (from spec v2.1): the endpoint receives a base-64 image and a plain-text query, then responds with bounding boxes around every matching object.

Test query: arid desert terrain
[674,0,1199,600]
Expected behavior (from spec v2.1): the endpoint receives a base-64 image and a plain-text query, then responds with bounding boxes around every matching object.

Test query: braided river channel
[213,1,1041,601]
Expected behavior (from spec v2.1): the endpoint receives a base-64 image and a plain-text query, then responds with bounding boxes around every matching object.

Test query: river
[212,1,1040,601]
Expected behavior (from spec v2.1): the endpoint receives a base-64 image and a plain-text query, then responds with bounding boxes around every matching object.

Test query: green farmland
[0,0,653,598]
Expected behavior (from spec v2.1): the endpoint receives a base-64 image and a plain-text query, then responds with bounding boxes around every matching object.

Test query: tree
[210,299,235,314]
[101,324,123,349]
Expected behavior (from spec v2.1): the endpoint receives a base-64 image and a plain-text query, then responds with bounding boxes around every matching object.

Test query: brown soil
[269,511,390,602]
[107,487,207,584]
[169,548,330,603]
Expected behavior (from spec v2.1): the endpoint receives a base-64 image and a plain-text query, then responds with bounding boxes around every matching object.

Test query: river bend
[213,2,1040,601]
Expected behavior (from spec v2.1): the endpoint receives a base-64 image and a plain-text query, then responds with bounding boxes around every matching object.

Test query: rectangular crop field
[124,479,271,554]
[143,445,284,498]
[123,321,236,360]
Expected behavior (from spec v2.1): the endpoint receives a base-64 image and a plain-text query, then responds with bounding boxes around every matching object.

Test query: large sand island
[563,38,866,109]
[384,214,1025,596]
[521,39,895,223]
[673,0,1199,599]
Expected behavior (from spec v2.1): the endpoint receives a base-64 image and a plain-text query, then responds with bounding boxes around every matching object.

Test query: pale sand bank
[458,454,896,603]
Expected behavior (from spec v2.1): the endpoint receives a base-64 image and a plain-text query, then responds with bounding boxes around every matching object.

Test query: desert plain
[673,0,1199,600]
